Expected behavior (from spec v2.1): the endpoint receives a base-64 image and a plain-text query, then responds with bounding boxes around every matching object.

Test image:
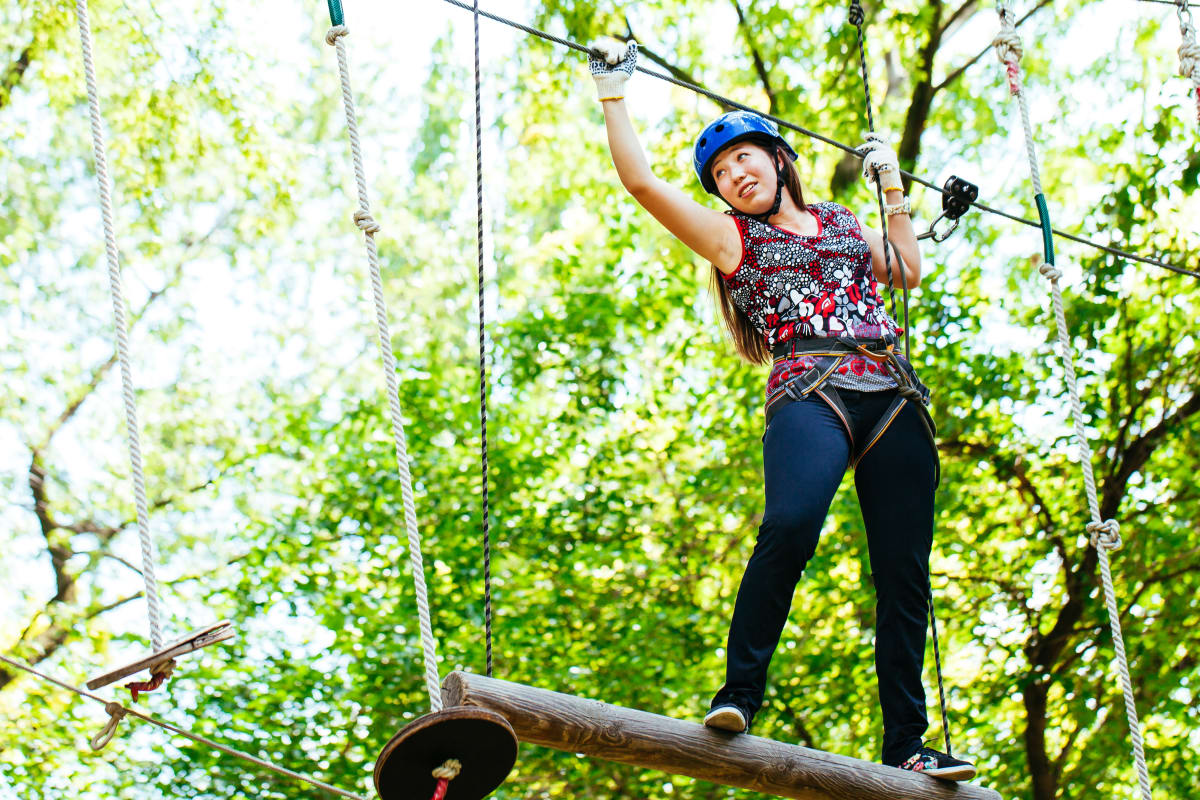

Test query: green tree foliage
[2,1,1197,799]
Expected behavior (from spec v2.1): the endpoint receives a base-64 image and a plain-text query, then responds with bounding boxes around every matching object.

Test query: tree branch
[730,0,776,111]
[0,43,33,111]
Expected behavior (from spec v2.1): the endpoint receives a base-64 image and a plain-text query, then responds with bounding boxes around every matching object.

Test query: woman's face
[711,142,778,214]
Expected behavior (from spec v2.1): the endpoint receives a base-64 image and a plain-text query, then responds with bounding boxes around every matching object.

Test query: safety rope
[471,0,496,681]
[72,0,168,661]
[1178,0,1200,122]
[323,2,442,713]
[847,0,953,757]
[432,0,1197,279]
[0,654,368,800]
[846,0,909,359]
[993,5,1152,798]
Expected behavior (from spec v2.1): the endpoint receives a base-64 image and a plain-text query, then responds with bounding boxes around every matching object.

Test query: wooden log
[442,671,1001,800]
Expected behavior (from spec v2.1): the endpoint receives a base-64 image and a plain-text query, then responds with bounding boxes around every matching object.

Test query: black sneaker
[703,704,750,733]
[897,747,977,781]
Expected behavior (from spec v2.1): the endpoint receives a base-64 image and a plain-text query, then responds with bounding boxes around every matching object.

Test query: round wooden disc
[374,706,517,800]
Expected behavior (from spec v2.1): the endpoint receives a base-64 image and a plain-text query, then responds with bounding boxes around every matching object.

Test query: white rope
[994,5,1152,798]
[73,0,165,653]
[1178,0,1200,123]
[0,655,368,800]
[324,24,443,713]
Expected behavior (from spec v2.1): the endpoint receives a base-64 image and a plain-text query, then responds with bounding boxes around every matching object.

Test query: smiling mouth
[739,181,757,198]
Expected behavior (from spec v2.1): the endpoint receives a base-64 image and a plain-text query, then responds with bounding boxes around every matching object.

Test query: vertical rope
[847,0,913,360]
[848,0,950,755]
[1178,0,1200,123]
[993,4,1152,797]
[472,0,495,680]
[73,0,165,653]
[324,23,442,713]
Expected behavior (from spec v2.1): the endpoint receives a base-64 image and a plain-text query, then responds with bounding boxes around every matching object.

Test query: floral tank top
[720,202,903,402]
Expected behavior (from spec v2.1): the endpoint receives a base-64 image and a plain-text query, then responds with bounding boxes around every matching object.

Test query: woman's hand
[859,133,901,191]
[857,134,921,288]
[589,38,637,102]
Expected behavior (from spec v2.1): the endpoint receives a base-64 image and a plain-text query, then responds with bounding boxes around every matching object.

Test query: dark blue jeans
[711,388,936,766]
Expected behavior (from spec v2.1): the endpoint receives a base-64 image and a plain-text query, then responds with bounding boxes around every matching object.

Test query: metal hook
[916,213,961,243]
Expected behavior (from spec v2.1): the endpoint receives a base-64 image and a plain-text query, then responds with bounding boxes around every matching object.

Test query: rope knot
[90,701,128,751]
[124,658,175,702]
[353,210,381,235]
[325,25,349,46]
[1087,519,1123,551]
[1180,21,1200,81]
[1038,262,1062,281]
[432,759,462,780]
[992,28,1024,95]
[848,0,865,27]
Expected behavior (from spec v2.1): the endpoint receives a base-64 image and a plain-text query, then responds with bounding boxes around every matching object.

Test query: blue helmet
[693,111,798,195]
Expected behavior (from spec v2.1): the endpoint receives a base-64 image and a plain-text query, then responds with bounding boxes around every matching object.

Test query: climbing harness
[993,3,1152,797]
[917,176,979,243]
[767,335,937,479]
[72,0,233,706]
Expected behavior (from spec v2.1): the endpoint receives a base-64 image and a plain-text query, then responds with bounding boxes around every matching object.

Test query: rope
[847,0,911,362]
[0,654,368,800]
[72,0,166,654]
[431,0,1198,279]
[1178,0,1200,123]
[993,5,1152,797]
[430,759,462,800]
[847,0,952,755]
[324,22,442,713]
[471,0,495,680]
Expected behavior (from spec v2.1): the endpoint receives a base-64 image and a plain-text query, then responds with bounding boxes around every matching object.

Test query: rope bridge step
[442,671,1002,800]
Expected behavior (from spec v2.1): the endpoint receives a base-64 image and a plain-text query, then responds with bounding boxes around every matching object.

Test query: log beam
[442,671,1001,800]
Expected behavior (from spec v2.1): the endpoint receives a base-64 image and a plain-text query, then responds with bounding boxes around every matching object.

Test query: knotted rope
[72,0,167,659]
[0,654,367,799]
[323,18,442,713]
[430,759,462,800]
[1178,0,1200,122]
[994,5,1152,798]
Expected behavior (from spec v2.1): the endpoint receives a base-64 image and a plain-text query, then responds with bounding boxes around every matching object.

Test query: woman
[588,39,976,780]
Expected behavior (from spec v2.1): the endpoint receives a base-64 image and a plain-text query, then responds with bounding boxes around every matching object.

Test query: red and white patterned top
[720,202,903,401]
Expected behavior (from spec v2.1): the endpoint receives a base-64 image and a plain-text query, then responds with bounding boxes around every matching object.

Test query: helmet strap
[750,151,786,223]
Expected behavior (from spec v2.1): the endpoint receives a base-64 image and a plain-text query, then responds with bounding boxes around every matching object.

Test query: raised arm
[589,41,741,274]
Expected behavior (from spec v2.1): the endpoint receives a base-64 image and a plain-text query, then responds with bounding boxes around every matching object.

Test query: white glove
[859,133,901,190]
[588,38,637,101]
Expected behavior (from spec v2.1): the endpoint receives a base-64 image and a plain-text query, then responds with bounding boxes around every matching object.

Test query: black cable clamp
[918,175,979,243]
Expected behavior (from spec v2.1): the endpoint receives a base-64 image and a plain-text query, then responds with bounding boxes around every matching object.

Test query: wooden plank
[86,621,235,689]
[442,671,1001,800]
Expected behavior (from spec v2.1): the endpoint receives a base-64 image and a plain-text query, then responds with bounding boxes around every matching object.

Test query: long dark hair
[711,143,807,365]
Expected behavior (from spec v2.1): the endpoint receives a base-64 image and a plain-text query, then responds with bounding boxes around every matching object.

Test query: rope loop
[89,701,128,751]
[325,25,349,46]
[1038,262,1063,282]
[353,209,381,235]
[432,759,462,780]
[1087,519,1123,552]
